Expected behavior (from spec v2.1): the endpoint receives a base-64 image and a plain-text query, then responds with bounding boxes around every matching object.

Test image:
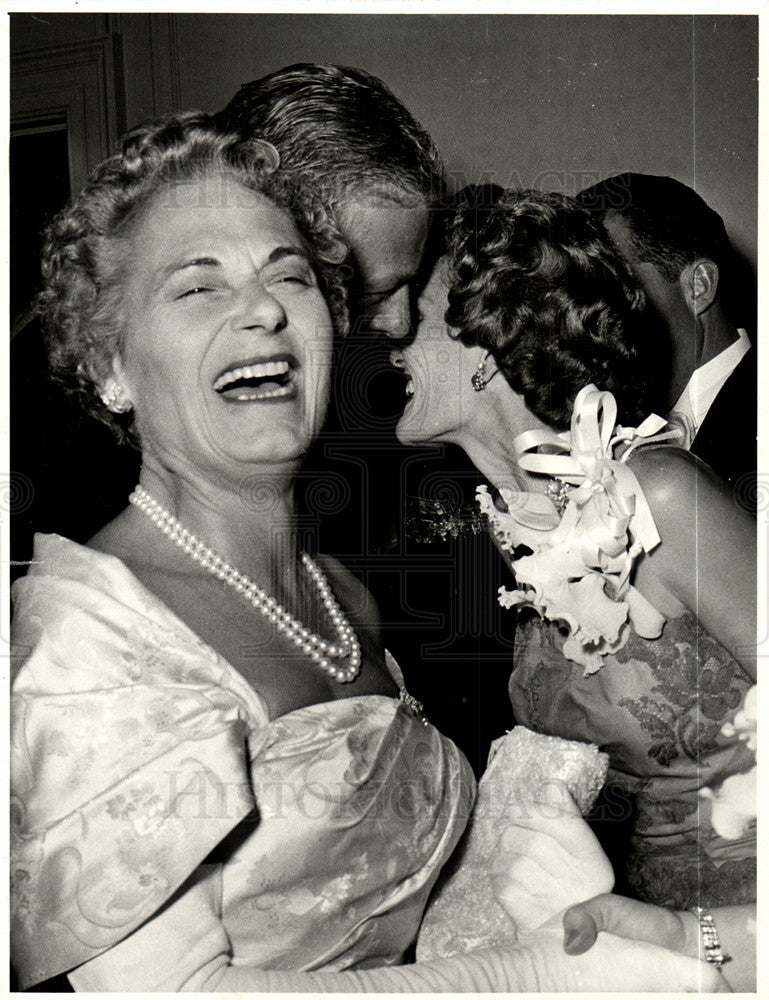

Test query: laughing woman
[9,116,720,993]
[393,188,756,990]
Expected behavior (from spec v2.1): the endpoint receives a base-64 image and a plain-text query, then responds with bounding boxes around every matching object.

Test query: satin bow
[513,384,679,568]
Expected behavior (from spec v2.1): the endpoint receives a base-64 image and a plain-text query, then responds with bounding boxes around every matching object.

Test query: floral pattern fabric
[10,534,475,989]
[508,613,755,908]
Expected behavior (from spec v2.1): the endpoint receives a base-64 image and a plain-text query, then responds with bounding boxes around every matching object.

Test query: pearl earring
[100,378,132,413]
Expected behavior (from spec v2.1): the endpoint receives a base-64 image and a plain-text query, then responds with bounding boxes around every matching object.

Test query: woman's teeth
[213,360,290,391]
[233,384,292,400]
[213,360,294,400]
[405,379,415,397]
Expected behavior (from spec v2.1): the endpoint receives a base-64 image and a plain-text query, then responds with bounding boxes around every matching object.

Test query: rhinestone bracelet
[691,906,732,968]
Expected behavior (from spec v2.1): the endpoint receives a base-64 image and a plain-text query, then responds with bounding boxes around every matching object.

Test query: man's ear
[680,258,719,317]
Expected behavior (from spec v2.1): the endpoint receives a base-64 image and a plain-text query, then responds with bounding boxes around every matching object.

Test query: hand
[491,780,614,932]
[515,919,730,993]
[562,892,691,957]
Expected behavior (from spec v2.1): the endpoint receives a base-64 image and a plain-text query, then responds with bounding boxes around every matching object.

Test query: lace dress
[10,534,475,990]
[509,612,755,909]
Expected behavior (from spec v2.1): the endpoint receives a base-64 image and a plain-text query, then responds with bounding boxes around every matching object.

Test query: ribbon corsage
[478,384,683,675]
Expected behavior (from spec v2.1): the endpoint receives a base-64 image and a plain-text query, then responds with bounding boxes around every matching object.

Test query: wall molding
[148,13,182,115]
[11,35,122,191]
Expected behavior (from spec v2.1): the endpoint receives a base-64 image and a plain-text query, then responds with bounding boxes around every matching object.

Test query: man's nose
[366,286,411,339]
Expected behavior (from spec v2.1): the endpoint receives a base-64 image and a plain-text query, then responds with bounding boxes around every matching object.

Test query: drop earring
[471,352,492,391]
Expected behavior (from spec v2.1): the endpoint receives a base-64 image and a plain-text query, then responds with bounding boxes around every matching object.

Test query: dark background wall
[11,12,759,272]
[181,13,759,271]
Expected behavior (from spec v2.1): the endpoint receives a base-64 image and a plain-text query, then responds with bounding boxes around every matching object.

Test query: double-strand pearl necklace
[129,485,361,683]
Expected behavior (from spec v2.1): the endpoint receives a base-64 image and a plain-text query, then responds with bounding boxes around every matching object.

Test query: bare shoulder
[627,445,734,524]
[627,443,755,585]
[628,445,712,497]
[627,447,756,675]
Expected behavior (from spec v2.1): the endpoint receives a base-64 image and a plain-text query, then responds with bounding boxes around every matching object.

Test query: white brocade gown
[10,534,475,990]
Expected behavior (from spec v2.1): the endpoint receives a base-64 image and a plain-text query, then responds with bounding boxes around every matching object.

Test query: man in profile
[578,173,756,511]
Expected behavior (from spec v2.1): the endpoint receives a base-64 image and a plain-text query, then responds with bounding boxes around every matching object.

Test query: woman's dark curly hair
[444,189,653,429]
[36,111,349,443]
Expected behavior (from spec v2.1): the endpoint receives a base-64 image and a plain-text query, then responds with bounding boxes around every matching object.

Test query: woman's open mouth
[213,356,297,402]
[390,351,414,400]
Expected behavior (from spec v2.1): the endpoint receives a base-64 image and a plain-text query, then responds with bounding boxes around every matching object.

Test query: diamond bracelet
[691,906,732,968]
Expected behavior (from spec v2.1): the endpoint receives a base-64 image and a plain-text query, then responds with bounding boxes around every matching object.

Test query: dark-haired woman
[393,189,756,989]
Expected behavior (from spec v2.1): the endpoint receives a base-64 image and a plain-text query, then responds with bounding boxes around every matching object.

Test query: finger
[562,907,599,955]
[491,834,575,871]
[492,858,548,897]
[518,779,580,811]
[493,843,589,890]
[498,784,582,831]
[497,815,591,860]
[496,823,612,888]
[563,893,623,954]
[494,843,577,893]
[563,894,686,956]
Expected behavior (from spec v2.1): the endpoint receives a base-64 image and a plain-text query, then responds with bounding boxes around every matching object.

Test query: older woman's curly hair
[36,111,349,443]
[444,189,653,429]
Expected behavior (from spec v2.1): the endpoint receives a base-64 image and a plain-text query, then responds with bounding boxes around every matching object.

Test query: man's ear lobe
[680,259,719,316]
